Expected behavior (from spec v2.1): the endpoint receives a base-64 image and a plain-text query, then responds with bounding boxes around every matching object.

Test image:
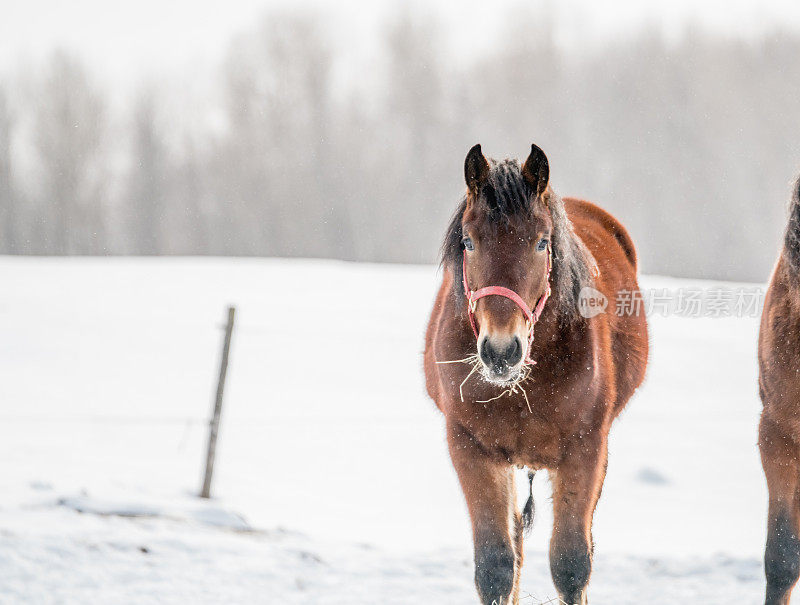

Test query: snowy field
[0,257,769,603]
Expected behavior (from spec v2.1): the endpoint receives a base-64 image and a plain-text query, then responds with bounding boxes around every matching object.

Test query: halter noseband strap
[462,245,552,365]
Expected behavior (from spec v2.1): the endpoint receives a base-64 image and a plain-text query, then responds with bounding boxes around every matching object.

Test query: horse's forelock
[484,159,532,218]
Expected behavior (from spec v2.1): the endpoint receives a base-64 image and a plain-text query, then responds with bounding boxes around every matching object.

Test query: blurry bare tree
[379,11,447,261]
[1,9,800,280]
[30,51,108,255]
[126,87,167,255]
[214,12,341,258]
[0,88,16,254]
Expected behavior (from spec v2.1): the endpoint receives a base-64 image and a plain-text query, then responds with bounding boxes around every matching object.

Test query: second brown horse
[758,175,800,605]
[424,144,649,604]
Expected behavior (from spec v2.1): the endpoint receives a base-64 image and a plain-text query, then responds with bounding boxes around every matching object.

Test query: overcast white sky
[3,0,800,90]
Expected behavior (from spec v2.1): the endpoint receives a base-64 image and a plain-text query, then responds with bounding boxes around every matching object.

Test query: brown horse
[423,144,649,604]
[759,176,800,605]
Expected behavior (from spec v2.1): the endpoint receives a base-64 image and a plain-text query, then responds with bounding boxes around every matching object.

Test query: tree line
[1,9,799,281]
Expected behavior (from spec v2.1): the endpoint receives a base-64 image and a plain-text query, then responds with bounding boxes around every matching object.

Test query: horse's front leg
[550,431,608,605]
[760,416,800,605]
[447,420,522,605]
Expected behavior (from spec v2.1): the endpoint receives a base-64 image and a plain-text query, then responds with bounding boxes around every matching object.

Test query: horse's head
[460,143,553,385]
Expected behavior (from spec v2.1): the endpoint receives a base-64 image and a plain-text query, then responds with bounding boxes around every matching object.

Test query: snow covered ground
[0,257,769,603]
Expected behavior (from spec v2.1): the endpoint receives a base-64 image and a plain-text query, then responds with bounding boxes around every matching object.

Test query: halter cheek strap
[462,245,552,365]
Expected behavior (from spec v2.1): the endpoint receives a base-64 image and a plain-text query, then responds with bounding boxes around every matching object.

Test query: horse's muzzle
[479,335,524,381]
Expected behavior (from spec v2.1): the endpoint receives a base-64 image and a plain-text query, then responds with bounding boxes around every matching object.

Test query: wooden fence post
[200,306,236,499]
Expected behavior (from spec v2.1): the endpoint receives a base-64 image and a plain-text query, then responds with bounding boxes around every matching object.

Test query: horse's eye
[463,237,474,252]
[536,238,549,252]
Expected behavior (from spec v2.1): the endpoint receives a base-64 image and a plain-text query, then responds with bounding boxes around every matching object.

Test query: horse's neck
[530,295,587,355]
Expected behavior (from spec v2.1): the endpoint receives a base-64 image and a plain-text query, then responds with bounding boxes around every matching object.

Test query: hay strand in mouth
[435,354,482,403]
[476,364,533,413]
[476,381,531,413]
[476,388,513,404]
[435,354,479,365]
[518,380,532,414]
[435,353,534,410]
[459,363,480,402]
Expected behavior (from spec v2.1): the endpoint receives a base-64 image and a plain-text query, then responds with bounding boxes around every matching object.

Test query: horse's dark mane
[440,159,594,322]
[783,173,800,274]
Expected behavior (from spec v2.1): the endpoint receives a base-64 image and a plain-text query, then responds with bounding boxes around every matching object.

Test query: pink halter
[461,244,552,365]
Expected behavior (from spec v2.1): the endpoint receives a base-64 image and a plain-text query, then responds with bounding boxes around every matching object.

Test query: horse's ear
[521,143,549,198]
[464,144,490,193]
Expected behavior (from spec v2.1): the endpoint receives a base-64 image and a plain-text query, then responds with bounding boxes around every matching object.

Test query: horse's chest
[455,397,564,469]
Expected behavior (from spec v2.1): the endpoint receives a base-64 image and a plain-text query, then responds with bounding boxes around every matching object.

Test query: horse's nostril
[507,337,523,365]
[480,337,523,370]
[479,339,495,367]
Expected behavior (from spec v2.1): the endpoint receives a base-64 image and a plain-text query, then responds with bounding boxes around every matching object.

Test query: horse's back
[564,197,638,271]
[564,196,649,413]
